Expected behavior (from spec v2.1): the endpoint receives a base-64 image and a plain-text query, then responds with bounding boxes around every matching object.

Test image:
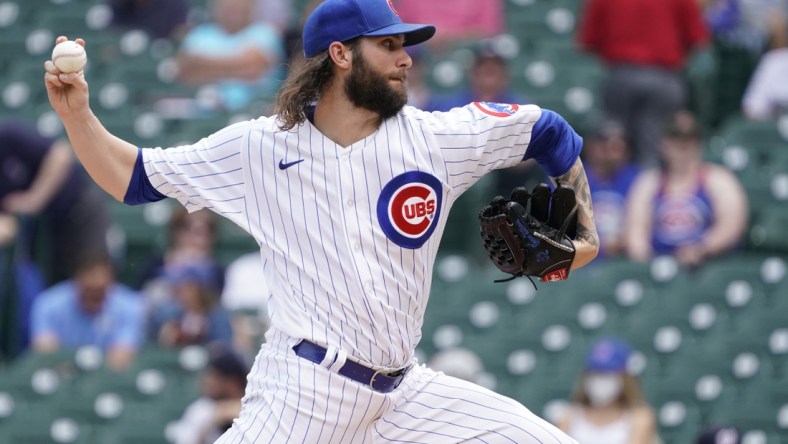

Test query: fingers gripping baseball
[45,36,90,115]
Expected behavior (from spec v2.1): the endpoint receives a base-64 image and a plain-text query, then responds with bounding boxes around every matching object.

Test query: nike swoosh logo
[278,159,304,170]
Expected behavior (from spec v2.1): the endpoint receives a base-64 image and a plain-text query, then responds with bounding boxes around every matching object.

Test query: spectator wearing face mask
[556,337,658,444]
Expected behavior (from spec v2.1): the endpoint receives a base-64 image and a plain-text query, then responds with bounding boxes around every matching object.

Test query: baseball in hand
[51,40,87,73]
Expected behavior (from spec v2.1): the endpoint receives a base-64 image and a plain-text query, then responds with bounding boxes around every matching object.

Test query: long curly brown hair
[274,40,359,131]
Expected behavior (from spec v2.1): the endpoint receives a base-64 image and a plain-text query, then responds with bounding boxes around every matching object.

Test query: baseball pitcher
[44,0,599,442]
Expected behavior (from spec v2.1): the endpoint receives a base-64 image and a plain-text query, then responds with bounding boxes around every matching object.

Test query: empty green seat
[749,205,788,253]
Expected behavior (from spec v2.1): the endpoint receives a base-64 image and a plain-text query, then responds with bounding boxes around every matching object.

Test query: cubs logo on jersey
[377,171,443,249]
[654,194,712,244]
[473,102,520,117]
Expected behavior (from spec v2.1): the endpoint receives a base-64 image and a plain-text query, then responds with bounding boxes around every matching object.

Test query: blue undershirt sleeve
[123,148,167,205]
[524,109,583,177]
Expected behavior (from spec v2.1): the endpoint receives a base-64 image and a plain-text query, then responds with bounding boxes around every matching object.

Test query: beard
[344,50,408,120]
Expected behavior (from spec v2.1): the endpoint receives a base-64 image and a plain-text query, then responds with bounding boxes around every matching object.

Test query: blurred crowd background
[0,0,787,443]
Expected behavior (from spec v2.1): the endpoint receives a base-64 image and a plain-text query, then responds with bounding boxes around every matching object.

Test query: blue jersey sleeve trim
[524,109,583,177]
[123,148,167,205]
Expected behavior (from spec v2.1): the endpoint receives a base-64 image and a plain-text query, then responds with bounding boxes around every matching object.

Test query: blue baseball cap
[302,0,436,58]
[166,263,214,287]
[585,337,632,372]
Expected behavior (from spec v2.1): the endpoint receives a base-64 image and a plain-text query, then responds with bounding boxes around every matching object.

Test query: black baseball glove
[479,183,578,284]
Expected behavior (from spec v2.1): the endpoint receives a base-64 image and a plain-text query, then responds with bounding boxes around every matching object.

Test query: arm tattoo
[553,160,599,247]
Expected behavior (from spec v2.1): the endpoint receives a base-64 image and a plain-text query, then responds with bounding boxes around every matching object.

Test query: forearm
[107,346,137,371]
[699,170,749,257]
[60,109,137,201]
[552,157,599,269]
[626,235,653,262]
[0,213,18,247]
[32,334,60,353]
[698,222,745,256]
[176,51,269,84]
[107,346,136,371]
[176,54,234,84]
[26,141,74,207]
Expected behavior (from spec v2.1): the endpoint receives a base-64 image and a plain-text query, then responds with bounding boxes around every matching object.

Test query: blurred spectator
[253,0,293,35]
[625,111,748,268]
[426,43,526,111]
[404,46,434,110]
[583,120,640,258]
[221,252,270,356]
[0,120,109,284]
[281,0,322,62]
[742,27,788,119]
[427,43,541,196]
[174,0,285,111]
[703,0,788,51]
[578,0,709,166]
[556,337,658,444]
[30,251,143,371]
[696,425,740,444]
[108,0,190,40]
[395,0,504,50]
[701,0,788,126]
[427,347,485,384]
[171,345,249,444]
[149,263,233,348]
[138,207,224,303]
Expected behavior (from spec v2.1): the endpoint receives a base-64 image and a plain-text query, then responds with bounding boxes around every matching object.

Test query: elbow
[105,183,129,203]
[586,236,601,265]
[572,231,600,270]
[112,191,127,204]
[589,242,600,262]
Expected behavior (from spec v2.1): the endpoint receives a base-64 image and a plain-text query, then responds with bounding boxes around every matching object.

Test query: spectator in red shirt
[578,0,709,167]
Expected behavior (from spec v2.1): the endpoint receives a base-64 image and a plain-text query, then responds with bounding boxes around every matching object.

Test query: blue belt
[292,340,409,393]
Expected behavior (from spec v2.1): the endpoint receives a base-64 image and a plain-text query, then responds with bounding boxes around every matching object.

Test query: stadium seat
[36,7,94,38]
[689,256,769,307]
[0,390,27,427]
[0,413,95,444]
[654,399,702,444]
[105,198,172,283]
[1,351,77,398]
[716,117,787,153]
[735,309,788,377]
[91,408,173,444]
[708,388,784,442]
[749,205,788,254]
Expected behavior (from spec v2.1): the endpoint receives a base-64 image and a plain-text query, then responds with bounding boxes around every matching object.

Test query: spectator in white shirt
[742,43,788,120]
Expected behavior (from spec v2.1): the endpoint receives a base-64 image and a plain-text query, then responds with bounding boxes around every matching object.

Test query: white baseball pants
[215,329,578,444]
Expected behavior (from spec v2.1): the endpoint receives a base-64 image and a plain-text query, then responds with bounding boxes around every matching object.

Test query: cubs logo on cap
[585,337,632,372]
[387,0,399,15]
[473,102,520,117]
[302,0,435,58]
[377,171,443,249]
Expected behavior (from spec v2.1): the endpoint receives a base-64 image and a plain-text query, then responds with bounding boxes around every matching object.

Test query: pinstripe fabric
[142,103,578,442]
[216,328,577,444]
[142,104,541,370]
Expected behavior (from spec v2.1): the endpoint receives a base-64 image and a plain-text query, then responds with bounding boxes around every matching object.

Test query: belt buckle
[369,369,384,390]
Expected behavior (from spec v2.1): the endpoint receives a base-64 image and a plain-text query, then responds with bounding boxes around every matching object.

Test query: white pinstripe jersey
[142,103,542,370]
